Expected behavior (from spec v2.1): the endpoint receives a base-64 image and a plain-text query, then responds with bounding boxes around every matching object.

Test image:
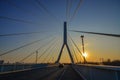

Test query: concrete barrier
[76,64,120,80]
[0,64,48,73]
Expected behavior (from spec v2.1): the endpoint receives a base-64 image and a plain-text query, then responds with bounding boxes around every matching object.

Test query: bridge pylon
[55,22,74,64]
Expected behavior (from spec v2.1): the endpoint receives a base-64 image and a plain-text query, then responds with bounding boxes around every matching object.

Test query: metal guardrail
[0,64,57,74]
[0,64,32,73]
[76,64,120,80]
[0,64,58,80]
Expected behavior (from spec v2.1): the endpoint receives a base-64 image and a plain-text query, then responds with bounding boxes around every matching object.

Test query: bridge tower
[55,22,74,63]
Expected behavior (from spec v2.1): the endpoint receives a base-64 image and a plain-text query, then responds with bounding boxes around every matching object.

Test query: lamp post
[81,35,87,63]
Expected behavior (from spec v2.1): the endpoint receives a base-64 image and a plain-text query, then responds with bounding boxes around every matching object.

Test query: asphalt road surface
[0,65,84,80]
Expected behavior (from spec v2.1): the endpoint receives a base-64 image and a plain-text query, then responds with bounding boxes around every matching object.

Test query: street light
[81,35,87,63]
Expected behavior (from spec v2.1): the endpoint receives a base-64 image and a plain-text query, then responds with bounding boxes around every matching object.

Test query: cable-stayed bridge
[0,0,120,80]
[0,21,120,80]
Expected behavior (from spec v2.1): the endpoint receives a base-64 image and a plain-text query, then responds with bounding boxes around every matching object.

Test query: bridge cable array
[0,16,42,25]
[68,34,86,62]
[66,0,83,22]
[19,39,53,62]
[66,0,72,21]
[47,40,61,63]
[3,0,41,19]
[68,37,79,63]
[1,0,61,27]
[0,34,53,57]
[36,37,57,62]
[1,0,86,63]
[70,0,83,22]
[70,30,120,38]
[19,37,55,62]
[34,0,61,23]
[40,38,58,63]
[0,31,45,37]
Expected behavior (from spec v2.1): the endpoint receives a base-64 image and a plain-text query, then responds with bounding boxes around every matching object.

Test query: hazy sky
[0,0,120,63]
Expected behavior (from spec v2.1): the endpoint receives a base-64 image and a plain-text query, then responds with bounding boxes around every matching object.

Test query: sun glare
[82,52,88,58]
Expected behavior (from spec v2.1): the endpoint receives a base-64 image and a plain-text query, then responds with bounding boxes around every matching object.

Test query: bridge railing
[76,64,120,80]
[0,64,31,72]
[0,63,53,73]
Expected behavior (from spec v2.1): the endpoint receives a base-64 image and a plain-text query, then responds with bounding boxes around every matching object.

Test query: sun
[82,52,88,58]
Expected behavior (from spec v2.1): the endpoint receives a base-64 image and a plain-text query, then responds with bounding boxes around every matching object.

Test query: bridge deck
[0,65,84,80]
[59,65,83,80]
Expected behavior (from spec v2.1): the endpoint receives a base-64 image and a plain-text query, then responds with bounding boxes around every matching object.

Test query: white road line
[57,69,66,80]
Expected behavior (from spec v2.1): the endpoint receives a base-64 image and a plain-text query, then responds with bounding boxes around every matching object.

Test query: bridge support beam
[55,22,74,63]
